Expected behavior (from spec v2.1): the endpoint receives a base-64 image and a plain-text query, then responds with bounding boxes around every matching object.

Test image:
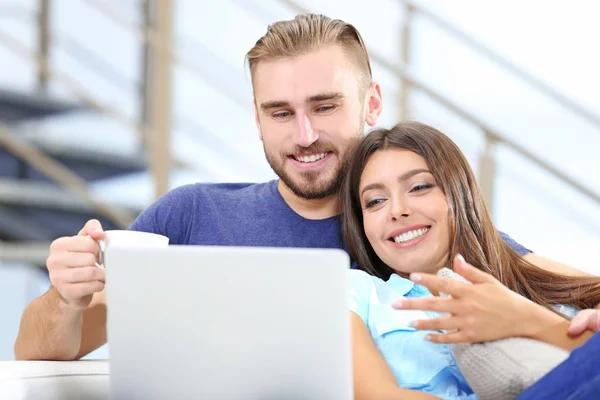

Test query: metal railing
[80,0,253,107]
[0,27,152,230]
[278,0,600,214]
[1,0,599,237]
[398,0,600,130]
[0,0,262,220]
[0,1,173,263]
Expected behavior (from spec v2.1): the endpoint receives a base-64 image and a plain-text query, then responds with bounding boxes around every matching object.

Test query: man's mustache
[284,143,336,156]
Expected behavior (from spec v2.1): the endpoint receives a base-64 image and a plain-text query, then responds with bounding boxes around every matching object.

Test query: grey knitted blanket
[436,268,569,400]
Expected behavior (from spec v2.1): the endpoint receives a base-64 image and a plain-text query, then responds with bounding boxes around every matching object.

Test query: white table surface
[0,360,109,400]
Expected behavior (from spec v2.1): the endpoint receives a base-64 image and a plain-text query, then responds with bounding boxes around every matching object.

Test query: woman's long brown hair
[341,121,600,312]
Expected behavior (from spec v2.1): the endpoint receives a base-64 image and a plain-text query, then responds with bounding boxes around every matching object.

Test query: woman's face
[358,148,450,276]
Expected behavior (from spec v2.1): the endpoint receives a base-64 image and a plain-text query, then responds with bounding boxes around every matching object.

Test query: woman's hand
[392,255,565,344]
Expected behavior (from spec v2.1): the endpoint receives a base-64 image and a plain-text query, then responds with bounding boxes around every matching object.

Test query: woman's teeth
[392,227,430,243]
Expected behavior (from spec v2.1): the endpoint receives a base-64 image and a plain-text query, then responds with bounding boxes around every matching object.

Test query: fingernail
[392,300,403,309]
[409,320,419,328]
[425,334,432,341]
[457,254,465,264]
[410,273,422,282]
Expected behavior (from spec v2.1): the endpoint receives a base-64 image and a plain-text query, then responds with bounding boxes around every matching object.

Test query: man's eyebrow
[259,92,344,112]
[260,100,290,111]
[308,92,344,103]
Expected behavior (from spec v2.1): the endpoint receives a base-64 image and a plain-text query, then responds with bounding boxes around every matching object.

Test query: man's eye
[315,105,335,112]
[273,111,292,119]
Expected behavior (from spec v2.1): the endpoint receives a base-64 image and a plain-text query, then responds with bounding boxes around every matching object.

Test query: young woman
[340,121,600,399]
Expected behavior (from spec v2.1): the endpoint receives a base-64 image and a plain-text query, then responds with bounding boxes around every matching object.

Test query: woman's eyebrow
[360,169,431,196]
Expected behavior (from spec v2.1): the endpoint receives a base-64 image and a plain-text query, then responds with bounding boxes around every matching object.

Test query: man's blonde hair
[246,14,373,94]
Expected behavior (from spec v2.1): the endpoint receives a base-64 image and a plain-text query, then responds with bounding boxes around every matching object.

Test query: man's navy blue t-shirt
[129,180,531,263]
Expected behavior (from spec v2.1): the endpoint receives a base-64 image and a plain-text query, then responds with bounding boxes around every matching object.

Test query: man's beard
[263,134,362,200]
[266,152,347,200]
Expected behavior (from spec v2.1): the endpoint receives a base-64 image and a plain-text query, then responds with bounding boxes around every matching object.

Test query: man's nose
[294,112,319,148]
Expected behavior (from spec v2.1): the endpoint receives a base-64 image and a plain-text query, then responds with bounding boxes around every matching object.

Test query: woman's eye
[365,198,384,208]
[410,183,433,193]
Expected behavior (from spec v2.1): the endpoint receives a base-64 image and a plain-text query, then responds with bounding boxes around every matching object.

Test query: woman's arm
[351,312,441,400]
[392,256,594,351]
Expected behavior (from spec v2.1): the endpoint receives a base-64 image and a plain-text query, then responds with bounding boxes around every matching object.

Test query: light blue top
[348,269,478,400]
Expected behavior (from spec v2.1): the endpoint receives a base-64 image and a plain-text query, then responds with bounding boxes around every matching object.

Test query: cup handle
[95,239,106,270]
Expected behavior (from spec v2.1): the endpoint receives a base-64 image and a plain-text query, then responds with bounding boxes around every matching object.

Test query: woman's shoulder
[347,269,416,298]
[347,270,385,321]
[347,269,392,298]
[347,270,412,319]
[347,268,382,284]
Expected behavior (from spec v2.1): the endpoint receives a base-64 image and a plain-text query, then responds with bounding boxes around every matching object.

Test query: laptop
[104,245,353,400]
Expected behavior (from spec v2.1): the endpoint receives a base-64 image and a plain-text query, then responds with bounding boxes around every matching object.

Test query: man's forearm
[525,308,594,352]
[530,320,594,352]
[14,287,83,360]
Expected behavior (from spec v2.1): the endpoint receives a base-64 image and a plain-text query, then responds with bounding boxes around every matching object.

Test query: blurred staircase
[0,0,180,265]
[0,87,143,264]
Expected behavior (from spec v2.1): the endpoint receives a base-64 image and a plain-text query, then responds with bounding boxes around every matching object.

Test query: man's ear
[364,82,383,127]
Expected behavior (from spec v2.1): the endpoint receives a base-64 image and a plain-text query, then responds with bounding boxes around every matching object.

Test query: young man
[14,14,592,361]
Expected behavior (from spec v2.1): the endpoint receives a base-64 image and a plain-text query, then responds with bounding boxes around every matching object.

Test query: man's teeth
[295,152,327,163]
[393,227,430,243]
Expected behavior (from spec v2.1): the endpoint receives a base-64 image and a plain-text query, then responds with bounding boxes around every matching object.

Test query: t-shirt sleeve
[498,231,532,256]
[128,185,195,245]
[347,269,373,323]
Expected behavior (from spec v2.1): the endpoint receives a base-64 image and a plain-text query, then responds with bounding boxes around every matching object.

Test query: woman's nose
[390,196,412,220]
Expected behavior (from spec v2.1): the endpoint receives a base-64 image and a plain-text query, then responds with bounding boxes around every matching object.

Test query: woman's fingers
[393,297,457,313]
[410,315,464,332]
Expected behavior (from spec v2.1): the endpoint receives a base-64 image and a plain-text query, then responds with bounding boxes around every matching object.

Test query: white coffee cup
[96,230,169,269]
